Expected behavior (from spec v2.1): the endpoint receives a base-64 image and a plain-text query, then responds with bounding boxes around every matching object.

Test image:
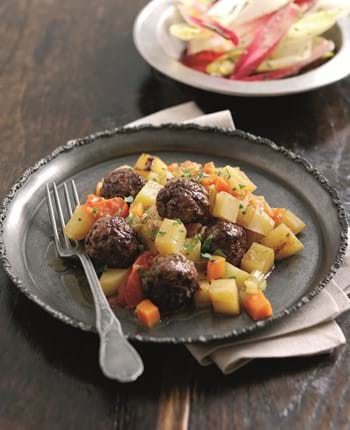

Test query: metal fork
[46,180,144,382]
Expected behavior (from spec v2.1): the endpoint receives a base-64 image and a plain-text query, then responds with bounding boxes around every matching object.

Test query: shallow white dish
[133,0,350,97]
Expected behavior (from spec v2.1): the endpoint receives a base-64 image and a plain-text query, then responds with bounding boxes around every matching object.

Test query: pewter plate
[0,125,347,343]
[133,0,350,97]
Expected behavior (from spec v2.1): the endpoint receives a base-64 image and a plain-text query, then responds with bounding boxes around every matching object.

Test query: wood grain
[1,0,350,429]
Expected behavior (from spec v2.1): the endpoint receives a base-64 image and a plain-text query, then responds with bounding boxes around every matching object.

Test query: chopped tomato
[85,194,129,219]
[123,251,154,308]
[203,162,216,175]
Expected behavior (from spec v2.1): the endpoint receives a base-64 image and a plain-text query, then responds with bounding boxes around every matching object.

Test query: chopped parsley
[124,195,134,203]
[91,207,99,216]
[194,170,206,181]
[201,235,213,253]
[182,169,192,178]
[239,184,246,189]
[172,218,182,225]
[157,231,166,237]
[184,239,197,253]
[201,252,215,261]
[239,203,244,210]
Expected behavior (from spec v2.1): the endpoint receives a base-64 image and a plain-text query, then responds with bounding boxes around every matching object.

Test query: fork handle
[79,255,144,382]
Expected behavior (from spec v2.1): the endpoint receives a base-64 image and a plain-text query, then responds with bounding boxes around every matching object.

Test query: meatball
[142,254,198,311]
[156,178,210,223]
[204,220,248,266]
[85,216,139,268]
[101,167,145,199]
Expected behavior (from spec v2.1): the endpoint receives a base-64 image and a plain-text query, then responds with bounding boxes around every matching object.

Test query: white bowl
[133,0,350,97]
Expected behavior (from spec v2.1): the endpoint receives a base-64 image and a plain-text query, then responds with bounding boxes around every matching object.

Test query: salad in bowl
[169,0,350,81]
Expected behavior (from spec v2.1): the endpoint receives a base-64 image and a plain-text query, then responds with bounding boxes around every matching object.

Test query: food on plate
[85,216,139,268]
[142,254,198,311]
[169,0,350,81]
[63,153,307,327]
[156,178,210,223]
[101,167,145,199]
[203,220,247,266]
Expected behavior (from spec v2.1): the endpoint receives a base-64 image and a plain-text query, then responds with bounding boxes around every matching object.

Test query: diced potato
[139,217,162,254]
[134,180,163,208]
[134,170,159,181]
[281,210,306,235]
[244,270,266,294]
[224,262,250,289]
[209,279,240,315]
[245,207,275,236]
[183,236,201,262]
[100,269,129,296]
[212,191,240,222]
[219,166,257,194]
[236,201,254,225]
[260,223,304,260]
[157,169,174,186]
[155,218,187,255]
[127,213,143,233]
[134,153,168,175]
[194,279,211,309]
[64,205,96,240]
[241,242,275,273]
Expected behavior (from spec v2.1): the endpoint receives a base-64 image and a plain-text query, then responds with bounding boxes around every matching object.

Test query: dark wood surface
[1,1,350,429]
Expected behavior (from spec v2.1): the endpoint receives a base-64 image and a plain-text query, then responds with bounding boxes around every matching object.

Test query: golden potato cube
[209,279,240,315]
[260,223,304,260]
[100,269,129,296]
[241,242,275,273]
[183,237,201,262]
[194,279,211,309]
[155,218,187,255]
[157,169,174,186]
[224,262,250,289]
[134,180,163,208]
[212,191,240,222]
[281,210,306,235]
[246,207,275,236]
[237,203,255,226]
[134,153,167,175]
[139,218,162,255]
[64,205,96,240]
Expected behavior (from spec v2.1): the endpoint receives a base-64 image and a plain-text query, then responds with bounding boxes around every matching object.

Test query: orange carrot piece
[244,291,273,321]
[201,176,216,189]
[204,161,216,175]
[135,299,161,328]
[207,256,226,282]
[130,201,144,217]
[214,176,232,194]
[272,208,287,224]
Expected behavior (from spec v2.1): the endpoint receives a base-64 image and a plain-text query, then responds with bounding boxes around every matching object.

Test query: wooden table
[1,1,350,428]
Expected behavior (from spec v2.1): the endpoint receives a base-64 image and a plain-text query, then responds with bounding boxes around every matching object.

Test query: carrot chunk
[244,291,273,321]
[203,162,216,175]
[135,299,161,328]
[207,256,226,282]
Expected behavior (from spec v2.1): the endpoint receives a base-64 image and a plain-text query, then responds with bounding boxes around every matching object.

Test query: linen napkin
[127,102,350,374]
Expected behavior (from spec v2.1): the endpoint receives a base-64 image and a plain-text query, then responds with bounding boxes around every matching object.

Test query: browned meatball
[156,178,210,223]
[85,216,139,268]
[204,220,248,266]
[101,167,145,199]
[142,254,199,311]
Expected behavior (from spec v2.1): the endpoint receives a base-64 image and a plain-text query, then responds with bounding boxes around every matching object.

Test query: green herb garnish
[214,248,226,258]
[173,218,182,225]
[124,195,134,203]
[91,207,99,216]
[157,231,166,237]
[201,235,213,253]
[201,253,215,261]
[239,184,245,189]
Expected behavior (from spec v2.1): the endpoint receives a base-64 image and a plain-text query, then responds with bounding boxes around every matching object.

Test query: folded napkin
[127,102,350,374]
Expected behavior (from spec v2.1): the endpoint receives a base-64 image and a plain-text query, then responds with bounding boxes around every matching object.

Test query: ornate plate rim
[0,124,348,343]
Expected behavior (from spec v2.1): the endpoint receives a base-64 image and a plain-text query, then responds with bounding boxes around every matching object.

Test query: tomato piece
[124,266,143,309]
[123,251,154,308]
[85,194,129,218]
